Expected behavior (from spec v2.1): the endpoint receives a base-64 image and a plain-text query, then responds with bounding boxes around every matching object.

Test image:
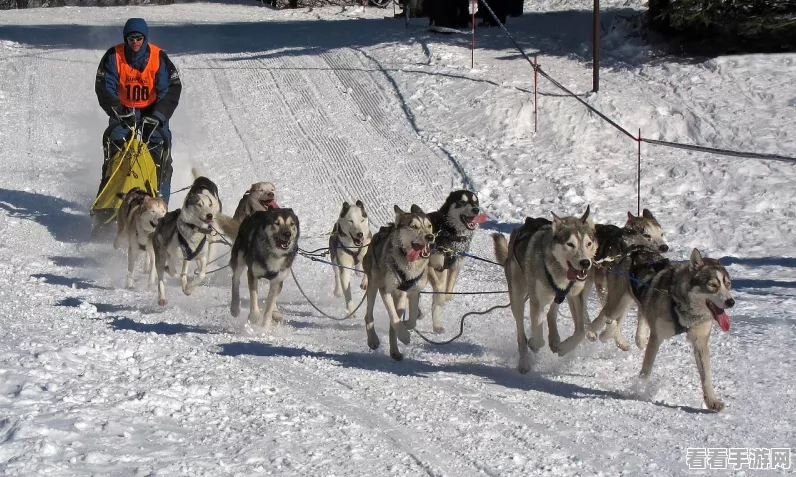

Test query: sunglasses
[126,34,145,42]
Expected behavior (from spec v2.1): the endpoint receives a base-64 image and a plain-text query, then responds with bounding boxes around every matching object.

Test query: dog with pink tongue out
[362,204,435,361]
[625,246,735,412]
[426,190,488,334]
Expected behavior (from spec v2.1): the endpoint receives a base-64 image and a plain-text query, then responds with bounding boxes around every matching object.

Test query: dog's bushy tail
[215,214,240,242]
[492,233,508,267]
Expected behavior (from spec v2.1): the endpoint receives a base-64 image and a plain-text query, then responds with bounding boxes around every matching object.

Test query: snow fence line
[473,0,796,165]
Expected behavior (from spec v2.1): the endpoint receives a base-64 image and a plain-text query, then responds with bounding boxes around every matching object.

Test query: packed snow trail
[0,4,795,476]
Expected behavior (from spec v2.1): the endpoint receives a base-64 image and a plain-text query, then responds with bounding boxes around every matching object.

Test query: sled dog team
[114,170,735,412]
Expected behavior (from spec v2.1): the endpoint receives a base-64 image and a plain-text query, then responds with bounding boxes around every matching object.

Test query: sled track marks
[210,64,257,168]
[236,351,486,477]
[195,50,463,228]
[321,48,453,198]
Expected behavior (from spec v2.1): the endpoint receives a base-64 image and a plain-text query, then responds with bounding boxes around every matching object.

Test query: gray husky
[330,200,372,314]
[426,190,486,333]
[152,172,222,306]
[585,209,670,350]
[229,208,300,332]
[363,204,435,361]
[624,247,734,412]
[493,207,597,371]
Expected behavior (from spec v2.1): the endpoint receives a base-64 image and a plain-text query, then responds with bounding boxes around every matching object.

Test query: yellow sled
[90,122,169,239]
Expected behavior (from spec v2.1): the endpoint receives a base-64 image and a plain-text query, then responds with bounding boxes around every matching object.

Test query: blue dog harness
[391,260,425,292]
[177,231,207,261]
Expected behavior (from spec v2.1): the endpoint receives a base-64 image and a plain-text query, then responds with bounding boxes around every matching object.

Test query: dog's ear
[551,212,562,232]
[689,248,704,272]
[356,200,368,218]
[410,204,424,215]
[394,204,405,221]
[642,208,655,220]
[580,205,594,228]
[340,202,350,217]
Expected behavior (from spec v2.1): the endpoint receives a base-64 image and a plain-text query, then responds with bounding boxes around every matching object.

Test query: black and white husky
[329,200,372,314]
[152,169,221,306]
[426,190,486,333]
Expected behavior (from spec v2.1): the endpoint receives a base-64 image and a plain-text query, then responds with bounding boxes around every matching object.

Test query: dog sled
[90,119,171,240]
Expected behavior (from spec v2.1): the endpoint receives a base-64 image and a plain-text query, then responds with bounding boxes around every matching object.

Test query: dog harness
[331,226,365,265]
[177,230,207,261]
[433,223,470,271]
[543,265,575,304]
[627,256,687,335]
[669,299,688,335]
[391,260,425,292]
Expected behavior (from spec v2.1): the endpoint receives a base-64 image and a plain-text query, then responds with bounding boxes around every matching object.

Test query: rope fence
[473,0,795,163]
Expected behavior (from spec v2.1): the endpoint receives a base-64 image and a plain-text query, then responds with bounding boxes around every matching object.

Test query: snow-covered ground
[0,2,794,475]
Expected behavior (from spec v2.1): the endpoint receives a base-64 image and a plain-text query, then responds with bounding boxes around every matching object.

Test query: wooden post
[637,128,641,215]
[471,0,476,68]
[533,56,538,133]
[593,0,600,92]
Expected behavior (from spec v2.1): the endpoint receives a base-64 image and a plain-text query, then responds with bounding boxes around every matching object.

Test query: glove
[113,106,135,123]
[141,116,160,142]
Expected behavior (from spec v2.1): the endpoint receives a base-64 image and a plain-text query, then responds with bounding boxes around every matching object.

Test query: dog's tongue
[566,268,576,281]
[407,248,422,262]
[471,213,488,224]
[717,312,731,332]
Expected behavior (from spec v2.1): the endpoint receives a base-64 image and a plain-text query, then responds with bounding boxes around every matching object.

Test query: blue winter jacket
[95,18,181,123]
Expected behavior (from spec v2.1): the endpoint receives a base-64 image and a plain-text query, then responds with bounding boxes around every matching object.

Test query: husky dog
[493,207,597,371]
[113,187,168,289]
[626,247,734,412]
[233,181,278,222]
[363,205,435,361]
[152,171,222,306]
[585,209,670,350]
[330,200,372,314]
[426,190,487,333]
[229,208,300,332]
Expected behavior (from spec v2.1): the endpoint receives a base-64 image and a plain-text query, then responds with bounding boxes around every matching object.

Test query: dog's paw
[517,355,531,374]
[599,325,616,343]
[390,350,404,361]
[367,334,380,350]
[615,336,631,352]
[528,337,545,353]
[393,323,411,345]
[158,298,167,306]
[635,333,649,350]
[704,396,725,413]
[548,335,561,354]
